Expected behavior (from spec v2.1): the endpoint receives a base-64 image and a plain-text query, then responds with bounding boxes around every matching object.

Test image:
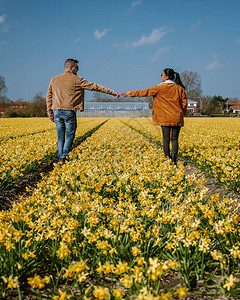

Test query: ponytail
[174,72,185,89]
[163,68,185,89]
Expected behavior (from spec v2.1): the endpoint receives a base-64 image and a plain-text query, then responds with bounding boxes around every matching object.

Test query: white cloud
[130,1,142,10]
[151,47,170,62]
[114,27,171,50]
[131,27,168,47]
[189,21,201,31]
[94,28,111,39]
[0,14,6,24]
[0,15,8,33]
[205,57,222,71]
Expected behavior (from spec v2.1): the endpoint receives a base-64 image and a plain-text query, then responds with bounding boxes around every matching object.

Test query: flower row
[0,118,55,142]
[0,118,239,298]
[121,117,240,193]
[0,118,107,190]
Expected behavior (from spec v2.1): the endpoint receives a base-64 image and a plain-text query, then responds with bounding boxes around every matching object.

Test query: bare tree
[198,96,211,114]
[0,75,7,96]
[27,93,47,117]
[227,97,239,103]
[91,92,113,102]
[181,71,202,100]
[0,75,10,109]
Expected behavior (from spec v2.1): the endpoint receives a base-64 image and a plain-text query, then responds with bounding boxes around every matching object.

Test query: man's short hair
[64,59,79,69]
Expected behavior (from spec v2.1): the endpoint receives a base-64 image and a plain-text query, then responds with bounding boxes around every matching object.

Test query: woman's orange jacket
[128,82,187,126]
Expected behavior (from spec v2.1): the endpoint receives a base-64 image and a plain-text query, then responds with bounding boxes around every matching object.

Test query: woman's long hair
[163,68,185,89]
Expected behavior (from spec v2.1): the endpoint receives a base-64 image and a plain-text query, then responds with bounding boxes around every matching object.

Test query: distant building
[85,102,149,111]
[187,100,198,114]
[11,101,29,111]
[78,102,151,118]
[225,102,240,114]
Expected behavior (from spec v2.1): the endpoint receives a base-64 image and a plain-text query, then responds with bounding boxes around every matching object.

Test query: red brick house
[187,100,198,114]
[11,101,29,111]
[225,102,240,114]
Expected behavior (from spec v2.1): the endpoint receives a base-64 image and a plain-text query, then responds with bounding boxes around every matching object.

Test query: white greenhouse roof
[84,102,150,111]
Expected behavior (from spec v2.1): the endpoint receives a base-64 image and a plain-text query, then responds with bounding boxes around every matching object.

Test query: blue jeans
[54,110,77,161]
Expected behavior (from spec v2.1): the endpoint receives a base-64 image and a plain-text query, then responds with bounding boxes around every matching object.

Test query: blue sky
[0,0,240,101]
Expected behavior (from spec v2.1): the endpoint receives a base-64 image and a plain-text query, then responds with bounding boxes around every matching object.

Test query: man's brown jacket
[46,70,116,117]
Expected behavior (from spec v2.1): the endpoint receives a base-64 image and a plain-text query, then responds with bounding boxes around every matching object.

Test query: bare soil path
[183,161,240,201]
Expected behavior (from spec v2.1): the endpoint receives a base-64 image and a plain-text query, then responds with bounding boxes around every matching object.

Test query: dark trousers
[161,126,181,158]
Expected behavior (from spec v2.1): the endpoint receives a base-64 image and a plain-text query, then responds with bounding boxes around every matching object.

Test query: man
[46,58,119,162]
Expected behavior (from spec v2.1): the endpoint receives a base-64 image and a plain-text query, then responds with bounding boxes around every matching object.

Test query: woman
[122,68,187,165]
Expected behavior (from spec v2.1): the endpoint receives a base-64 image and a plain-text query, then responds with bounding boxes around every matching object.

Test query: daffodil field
[181,118,240,193]
[0,117,240,299]
[0,118,107,190]
[122,118,240,193]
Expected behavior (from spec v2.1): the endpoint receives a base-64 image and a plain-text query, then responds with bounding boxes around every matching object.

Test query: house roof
[227,103,240,109]
[11,101,29,106]
[187,99,198,104]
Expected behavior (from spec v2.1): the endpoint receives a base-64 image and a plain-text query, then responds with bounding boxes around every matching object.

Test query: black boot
[171,153,177,165]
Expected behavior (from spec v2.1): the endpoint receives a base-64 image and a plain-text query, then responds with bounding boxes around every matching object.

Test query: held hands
[114,92,121,98]
[113,92,129,98]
